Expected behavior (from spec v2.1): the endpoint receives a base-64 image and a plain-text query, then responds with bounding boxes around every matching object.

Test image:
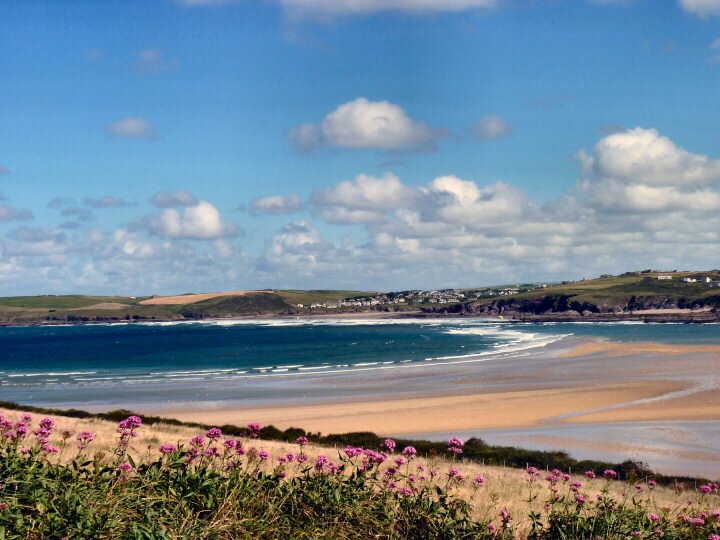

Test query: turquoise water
[0,318,718,408]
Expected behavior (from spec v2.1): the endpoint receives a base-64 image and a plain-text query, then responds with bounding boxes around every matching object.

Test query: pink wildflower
[648,513,659,522]
[159,444,177,454]
[247,422,262,438]
[224,439,237,450]
[381,439,396,453]
[448,437,464,455]
[473,475,486,486]
[206,427,222,441]
[402,446,417,459]
[76,431,95,450]
[315,455,329,470]
[190,435,205,447]
[296,435,308,446]
[584,471,597,479]
[603,469,618,479]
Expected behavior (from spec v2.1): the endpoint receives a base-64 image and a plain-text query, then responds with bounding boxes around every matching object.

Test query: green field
[470,271,720,314]
[0,295,140,309]
[0,289,370,324]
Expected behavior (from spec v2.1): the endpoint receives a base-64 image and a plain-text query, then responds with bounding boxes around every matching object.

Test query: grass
[0,295,139,310]
[469,272,720,314]
[0,408,718,539]
[0,290,371,324]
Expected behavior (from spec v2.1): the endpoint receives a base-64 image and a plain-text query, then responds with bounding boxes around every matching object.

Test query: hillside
[4,271,720,325]
[0,290,370,325]
[423,271,720,322]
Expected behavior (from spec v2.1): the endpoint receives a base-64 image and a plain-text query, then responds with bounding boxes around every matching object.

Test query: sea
[1,317,718,408]
[2,318,719,476]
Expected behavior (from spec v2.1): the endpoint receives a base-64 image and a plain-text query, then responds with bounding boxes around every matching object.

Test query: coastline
[141,339,720,475]
[3,307,720,327]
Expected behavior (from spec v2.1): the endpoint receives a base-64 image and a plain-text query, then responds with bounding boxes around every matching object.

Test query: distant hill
[3,272,720,325]
[0,290,370,325]
[428,271,720,322]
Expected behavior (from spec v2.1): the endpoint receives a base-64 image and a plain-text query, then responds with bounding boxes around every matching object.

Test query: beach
[3,319,720,477]
[150,339,720,477]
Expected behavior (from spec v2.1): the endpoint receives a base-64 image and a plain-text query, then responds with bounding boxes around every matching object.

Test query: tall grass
[0,411,718,539]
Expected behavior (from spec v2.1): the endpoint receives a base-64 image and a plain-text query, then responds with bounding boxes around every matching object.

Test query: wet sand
[153,339,720,475]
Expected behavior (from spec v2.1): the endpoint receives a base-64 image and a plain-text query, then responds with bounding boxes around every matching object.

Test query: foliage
[0,413,718,539]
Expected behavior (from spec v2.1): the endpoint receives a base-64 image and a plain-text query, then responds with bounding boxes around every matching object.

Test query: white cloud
[580,127,720,187]
[106,117,156,140]
[311,172,418,223]
[291,98,439,151]
[250,194,303,215]
[148,201,238,240]
[679,0,720,17]
[150,190,199,208]
[587,182,720,213]
[473,115,512,140]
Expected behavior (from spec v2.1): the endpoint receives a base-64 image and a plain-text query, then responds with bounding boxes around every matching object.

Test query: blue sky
[1,0,719,295]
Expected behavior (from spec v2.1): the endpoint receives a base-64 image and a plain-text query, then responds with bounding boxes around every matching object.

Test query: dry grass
[3,408,710,536]
[138,291,255,305]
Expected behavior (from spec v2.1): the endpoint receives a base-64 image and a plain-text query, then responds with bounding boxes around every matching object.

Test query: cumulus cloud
[148,201,239,240]
[134,49,179,75]
[255,126,720,288]
[250,194,303,215]
[106,117,156,140]
[150,190,199,208]
[7,127,720,293]
[578,127,720,187]
[290,98,440,151]
[311,172,419,223]
[473,115,512,140]
[679,0,720,17]
[578,127,720,213]
[83,196,134,208]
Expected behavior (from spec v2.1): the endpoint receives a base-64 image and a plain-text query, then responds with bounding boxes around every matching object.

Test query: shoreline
[139,339,720,476]
[3,307,720,327]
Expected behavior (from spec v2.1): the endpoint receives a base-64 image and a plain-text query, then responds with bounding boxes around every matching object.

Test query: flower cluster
[447,436,464,455]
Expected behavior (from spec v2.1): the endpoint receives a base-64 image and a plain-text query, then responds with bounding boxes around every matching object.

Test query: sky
[1,0,719,295]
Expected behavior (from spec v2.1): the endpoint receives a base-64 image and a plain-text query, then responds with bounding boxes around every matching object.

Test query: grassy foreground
[0,409,718,539]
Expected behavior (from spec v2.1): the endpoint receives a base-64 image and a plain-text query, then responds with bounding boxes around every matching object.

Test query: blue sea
[1,318,718,409]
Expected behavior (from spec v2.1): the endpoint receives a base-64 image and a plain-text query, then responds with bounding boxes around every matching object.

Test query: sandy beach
[152,340,720,476]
